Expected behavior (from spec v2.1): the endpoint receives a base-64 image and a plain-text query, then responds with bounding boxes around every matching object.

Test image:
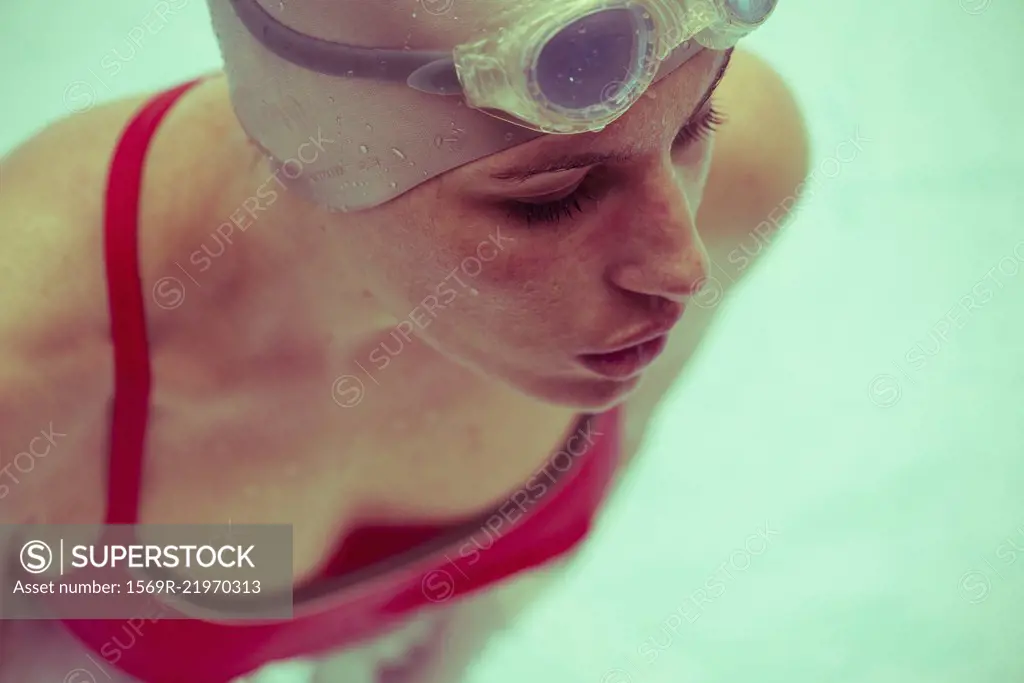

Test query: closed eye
[673,104,726,150]
[504,106,726,226]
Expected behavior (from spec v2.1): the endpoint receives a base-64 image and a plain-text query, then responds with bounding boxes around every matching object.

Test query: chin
[453,347,642,413]
[520,374,642,413]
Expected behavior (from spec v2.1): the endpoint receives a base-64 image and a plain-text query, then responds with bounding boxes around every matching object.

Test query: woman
[0,0,808,680]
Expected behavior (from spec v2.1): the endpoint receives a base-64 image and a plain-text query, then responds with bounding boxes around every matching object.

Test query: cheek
[435,225,580,336]
[375,197,593,346]
[337,215,451,314]
[367,217,514,325]
[442,228,535,305]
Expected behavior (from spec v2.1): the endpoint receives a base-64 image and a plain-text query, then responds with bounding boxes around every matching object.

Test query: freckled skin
[314,50,723,410]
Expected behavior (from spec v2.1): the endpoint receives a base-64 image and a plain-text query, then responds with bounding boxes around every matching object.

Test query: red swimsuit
[55,79,624,683]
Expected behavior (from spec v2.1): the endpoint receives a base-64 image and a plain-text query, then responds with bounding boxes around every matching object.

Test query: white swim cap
[208,0,776,211]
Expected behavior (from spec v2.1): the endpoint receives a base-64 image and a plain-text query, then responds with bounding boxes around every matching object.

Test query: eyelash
[507,105,726,226]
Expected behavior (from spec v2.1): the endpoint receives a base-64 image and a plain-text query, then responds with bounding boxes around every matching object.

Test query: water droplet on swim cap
[359,145,369,153]
[391,148,407,159]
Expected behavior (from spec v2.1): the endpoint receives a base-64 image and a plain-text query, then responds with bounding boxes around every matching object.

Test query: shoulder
[0,100,150,522]
[0,76,243,338]
[0,87,187,368]
[699,48,810,245]
[0,97,157,388]
[0,81,225,522]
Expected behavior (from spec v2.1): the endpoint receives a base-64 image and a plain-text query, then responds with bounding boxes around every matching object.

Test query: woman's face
[332,49,732,411]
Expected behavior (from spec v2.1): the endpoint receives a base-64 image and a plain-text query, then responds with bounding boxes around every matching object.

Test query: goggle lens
[534,7,652,116]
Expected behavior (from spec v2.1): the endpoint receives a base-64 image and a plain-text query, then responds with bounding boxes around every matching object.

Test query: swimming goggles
[229,0,777,135]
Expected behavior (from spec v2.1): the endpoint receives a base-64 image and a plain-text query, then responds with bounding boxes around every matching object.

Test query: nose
[606,169,710,303]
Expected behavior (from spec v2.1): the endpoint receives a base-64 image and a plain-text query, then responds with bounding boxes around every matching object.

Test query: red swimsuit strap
[102,79,203,524]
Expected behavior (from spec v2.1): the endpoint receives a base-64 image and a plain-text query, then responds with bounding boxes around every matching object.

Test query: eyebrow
[491,48,735,182]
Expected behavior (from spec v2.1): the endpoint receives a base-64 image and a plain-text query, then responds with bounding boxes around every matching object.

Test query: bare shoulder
[0,96,155,343]
[0,102,138,522]
[0,81,229,522]
[699,48,811,242]
[617,49,810,465]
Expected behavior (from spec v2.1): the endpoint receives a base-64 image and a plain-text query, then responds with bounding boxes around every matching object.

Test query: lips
[593,325,672,354]
[576,305,683,379]
[577,334,669,379]
[589,305,683,353]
